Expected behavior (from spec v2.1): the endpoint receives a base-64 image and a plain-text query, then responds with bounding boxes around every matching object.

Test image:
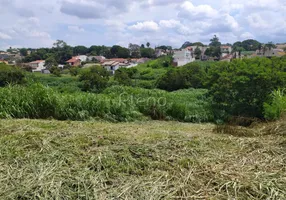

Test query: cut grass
[0,119,285,199]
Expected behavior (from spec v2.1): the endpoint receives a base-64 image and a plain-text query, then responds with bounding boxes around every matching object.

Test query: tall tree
[209,35,221,47]
[146,42,150,48]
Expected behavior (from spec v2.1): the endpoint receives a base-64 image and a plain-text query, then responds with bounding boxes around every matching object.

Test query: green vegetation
[207,57,286,120]
[0,64,26,86]
[264,89,286,120]
[0,119,285,199]
[0,84,212,122]
[79,66,110,93]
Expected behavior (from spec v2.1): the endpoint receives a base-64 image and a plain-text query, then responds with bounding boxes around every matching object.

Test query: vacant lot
[0,119,285,199]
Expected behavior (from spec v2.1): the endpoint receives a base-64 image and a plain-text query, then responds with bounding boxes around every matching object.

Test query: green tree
[49,66,61,77]
[140,48,155,58]
[79,66,109,92]
[44,56,58,69]
[0,64,26,86]
[241,39,261,51]
[73,45,88,55]
[146,42,150,48]
[194,47,202,59]
[206,57,286,119]
[69,67,80,76]
[209,35,221,47]
[19,48,28,56]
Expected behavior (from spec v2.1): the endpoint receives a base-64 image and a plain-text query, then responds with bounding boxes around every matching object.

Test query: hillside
[0,119,285,199]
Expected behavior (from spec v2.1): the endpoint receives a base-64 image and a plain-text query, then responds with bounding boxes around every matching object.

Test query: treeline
[21,40,156,64]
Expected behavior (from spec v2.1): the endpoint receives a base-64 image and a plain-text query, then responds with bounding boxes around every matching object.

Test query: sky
[0,0,285,50]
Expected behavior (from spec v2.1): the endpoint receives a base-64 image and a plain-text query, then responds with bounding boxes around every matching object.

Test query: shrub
[264,89,286,120]
[79,66,109,93]
[207,57,286,119]
[0,64,26,87]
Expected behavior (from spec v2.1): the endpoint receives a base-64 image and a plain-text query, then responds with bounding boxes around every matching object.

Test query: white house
[221,46,232,57]
[29,60,46,72]
[76,55,87,62]
[173,50,195,67]
[102,61,120,74]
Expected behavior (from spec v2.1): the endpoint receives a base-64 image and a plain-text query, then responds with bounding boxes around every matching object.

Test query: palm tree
[146,42,150,48]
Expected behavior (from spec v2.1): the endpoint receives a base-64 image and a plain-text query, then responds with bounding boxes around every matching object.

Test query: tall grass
[264,89,286,120]
[0,84,213,122]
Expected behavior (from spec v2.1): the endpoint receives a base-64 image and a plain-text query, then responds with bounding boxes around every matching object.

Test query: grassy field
[0,119,285,199]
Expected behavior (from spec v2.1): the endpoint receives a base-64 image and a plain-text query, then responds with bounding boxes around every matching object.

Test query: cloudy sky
[0,0,285,50]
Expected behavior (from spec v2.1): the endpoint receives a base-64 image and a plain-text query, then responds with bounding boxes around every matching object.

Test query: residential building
[28,60,46,72]
[87,56,106,62]
[221,46,232,57]
[256,48,286,57]
[101,61,120,74]
[77,55,87,62]
[173,49,195,67]
[0,59,8,64]
[66,56,81,66]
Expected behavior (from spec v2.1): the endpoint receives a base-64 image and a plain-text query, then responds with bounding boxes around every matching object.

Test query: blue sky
[0,0,285,50]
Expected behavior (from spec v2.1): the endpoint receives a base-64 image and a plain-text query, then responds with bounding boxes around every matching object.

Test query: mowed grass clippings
[0,120,285,199]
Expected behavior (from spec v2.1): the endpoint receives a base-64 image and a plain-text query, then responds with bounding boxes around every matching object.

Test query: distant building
[256,49,286,57]
[221,46,232,57]
[173,49,195,67]
[0,59,8,64]
[29,60,46,72]
[66,57,81,66]
[102,61,120,74]
[87,56,106,62]
[76,55,87,62]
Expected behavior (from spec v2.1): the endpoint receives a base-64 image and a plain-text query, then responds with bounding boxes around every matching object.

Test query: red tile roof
[66,57,80,63]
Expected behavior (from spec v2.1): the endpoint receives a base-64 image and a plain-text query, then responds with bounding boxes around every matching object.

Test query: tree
[110,45,130,58]
[79,66,109,93]
[73,45,88,55]
[209,35,221,47]
[284,47,286,52]
[140,48,155,58]
[146,42,150,48]
[206,57,286,119]
[19,48,28,56]
[0,64,26,87]
[241,39,261,51]
[141,44,145,48]
[53,40,67,48]
[69,67,80,76]
[194,47,202,60]
[114,68,138,86]
[44,56,58,69]
[49,66,61,77]
[265,42,276,50]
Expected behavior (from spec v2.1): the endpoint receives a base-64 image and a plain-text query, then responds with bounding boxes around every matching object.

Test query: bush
[79,66,109,93]
[207,57,286,119]
[157,63,207,91]
[264,89,286,120]
[0,64,26,87]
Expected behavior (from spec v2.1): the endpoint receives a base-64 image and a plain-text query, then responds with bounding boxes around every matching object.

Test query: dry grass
[0,119,285,199]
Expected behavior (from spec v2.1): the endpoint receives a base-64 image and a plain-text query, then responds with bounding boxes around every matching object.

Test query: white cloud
[178,1,219,20]
[0,32,12,40]
[68,25,85,33]
[129,21,159,31]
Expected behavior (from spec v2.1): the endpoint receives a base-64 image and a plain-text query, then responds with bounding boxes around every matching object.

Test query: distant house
[66,57,81,66]
[77,55,87,62]
[173,49,195,67]
[0,59,8,64]
[101,61,120,74]
[29,60,46,72]
[256,49,286,57]
[87,56,106,62]
[221,46,232,57]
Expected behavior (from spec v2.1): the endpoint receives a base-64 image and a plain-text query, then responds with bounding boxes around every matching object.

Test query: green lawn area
[0,119,285,199]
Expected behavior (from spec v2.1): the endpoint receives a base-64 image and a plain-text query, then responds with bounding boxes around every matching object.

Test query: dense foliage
[157,63,207,91]
[0,84,213,122]
[207,57,286,119]
[0,64,26,87]
[79,66,110,93]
